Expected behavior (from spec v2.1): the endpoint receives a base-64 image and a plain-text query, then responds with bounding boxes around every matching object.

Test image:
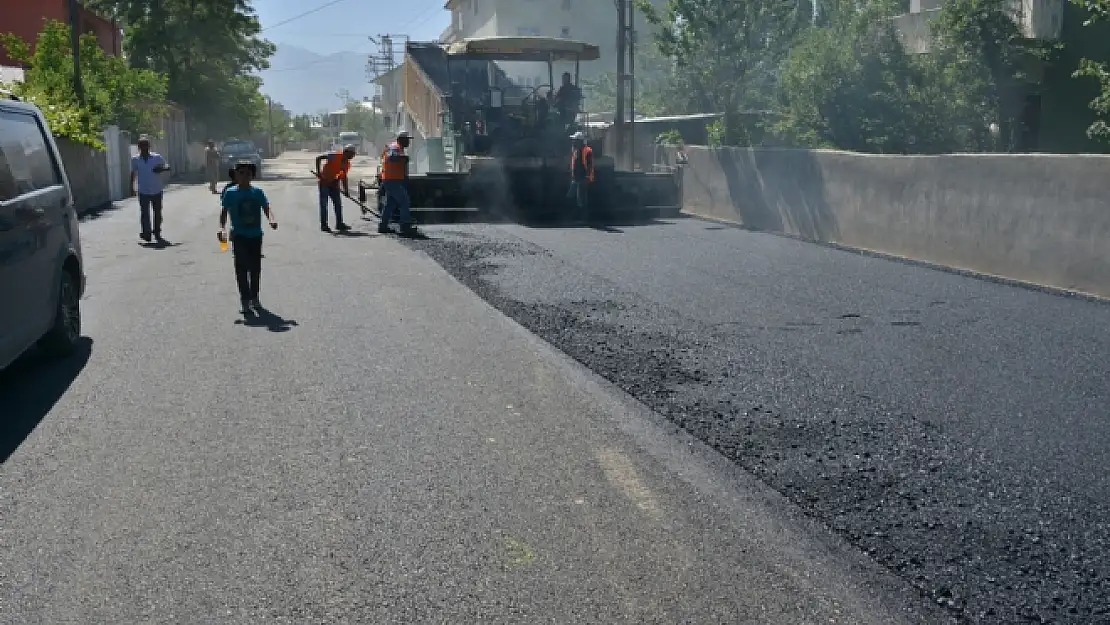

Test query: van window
[0,109,61,201]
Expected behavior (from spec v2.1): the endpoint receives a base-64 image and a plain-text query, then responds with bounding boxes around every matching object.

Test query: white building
[441,0,661,86]
[893,0,1063,53]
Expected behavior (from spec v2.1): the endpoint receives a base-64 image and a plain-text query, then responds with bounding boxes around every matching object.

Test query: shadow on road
[139,238,181,249]
[78,202,124,222]
[236,308,298,332]
[0,338,93,464]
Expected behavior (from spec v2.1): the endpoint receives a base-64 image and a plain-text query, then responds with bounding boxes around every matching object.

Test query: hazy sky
[254,0,451,56]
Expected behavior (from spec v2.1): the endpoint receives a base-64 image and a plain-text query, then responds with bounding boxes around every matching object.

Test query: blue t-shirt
[221,185,269,238]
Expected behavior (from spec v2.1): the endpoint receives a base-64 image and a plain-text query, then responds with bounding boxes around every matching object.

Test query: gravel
[402,225,1110,624]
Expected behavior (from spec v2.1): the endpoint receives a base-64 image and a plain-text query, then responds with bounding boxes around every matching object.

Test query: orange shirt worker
[315,145,356,232]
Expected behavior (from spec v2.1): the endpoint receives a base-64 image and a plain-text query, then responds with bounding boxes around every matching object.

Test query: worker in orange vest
[378,131,417,236]
[314,144,356,233]
[568,131,595,221]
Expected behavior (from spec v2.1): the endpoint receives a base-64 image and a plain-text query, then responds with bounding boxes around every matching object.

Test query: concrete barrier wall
[680,146,1110,297]
[55,137,110,214]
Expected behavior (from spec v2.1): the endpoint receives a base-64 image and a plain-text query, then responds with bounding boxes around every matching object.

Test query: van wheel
[39,270,81,357]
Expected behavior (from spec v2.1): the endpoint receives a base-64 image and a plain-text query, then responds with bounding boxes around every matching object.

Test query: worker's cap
[397,131,411,139]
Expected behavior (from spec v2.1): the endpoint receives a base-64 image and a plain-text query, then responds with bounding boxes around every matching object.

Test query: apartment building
[441,0,659,87]
[893,0,1063,53]
[0,0,122,67]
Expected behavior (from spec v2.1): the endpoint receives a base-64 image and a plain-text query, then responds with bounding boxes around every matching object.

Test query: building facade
[441,0,659,87]
[0,0,122,67]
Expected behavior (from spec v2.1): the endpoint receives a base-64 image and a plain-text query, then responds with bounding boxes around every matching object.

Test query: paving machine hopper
[364,36,681,223]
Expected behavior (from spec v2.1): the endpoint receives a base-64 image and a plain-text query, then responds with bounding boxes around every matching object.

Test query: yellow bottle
[219,231,229,252]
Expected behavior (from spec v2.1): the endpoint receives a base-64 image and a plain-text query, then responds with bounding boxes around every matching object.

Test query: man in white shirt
[130,135,171,242]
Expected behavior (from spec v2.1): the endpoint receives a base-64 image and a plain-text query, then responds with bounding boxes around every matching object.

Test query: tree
[340,99,384,138]
[1072,0,1110,139]
[1,20,167,148]
[86,0,275,139]
[581,30,675,116]
[776,0,978,153]
[638,0,810,145]
[928,0,1049,150]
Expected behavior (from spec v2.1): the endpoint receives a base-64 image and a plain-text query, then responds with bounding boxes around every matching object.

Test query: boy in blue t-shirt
[219,162,277,313]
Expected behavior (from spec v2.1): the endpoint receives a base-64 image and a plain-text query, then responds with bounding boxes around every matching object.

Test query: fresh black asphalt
[401,217,1110,624]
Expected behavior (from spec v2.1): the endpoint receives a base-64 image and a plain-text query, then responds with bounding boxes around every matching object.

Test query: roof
[445,36,601,62]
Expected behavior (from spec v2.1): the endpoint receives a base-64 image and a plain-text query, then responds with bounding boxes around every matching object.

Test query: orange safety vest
[380,141,407,181]
[571,146,594,183]
[319,152,350,185]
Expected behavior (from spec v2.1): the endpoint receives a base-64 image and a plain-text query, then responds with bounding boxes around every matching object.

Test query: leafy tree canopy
[638,0,810,145]
[1072,0,1110,139]
[1,20,167,148]
[86,0,275,139]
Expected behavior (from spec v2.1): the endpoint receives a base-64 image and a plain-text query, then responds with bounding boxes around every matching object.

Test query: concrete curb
[680,209,1110,305]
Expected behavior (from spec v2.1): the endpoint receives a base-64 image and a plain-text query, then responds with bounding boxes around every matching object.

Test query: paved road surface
[0,152,945,623]
[401,217,1110,622]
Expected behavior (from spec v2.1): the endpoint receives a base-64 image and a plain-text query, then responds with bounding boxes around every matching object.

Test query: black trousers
[231,234,263,300]
[138,193,163,236]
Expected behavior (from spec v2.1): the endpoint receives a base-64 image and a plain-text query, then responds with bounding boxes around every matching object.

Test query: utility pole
[267,96,274,156]
[366,34,410,83]
[627,0,636,171]
[68,0,84,102]
[614,0,626,168]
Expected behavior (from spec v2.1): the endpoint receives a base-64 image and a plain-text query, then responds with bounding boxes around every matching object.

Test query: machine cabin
[442,36,601,162]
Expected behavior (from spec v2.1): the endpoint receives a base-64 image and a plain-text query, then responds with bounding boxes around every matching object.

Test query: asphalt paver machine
[363,36,682,223]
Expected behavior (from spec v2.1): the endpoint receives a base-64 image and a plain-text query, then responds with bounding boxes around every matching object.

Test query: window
[560,27,570,38]
[473,0,479,14]
[0,109,60,201]
[516,26,541,36]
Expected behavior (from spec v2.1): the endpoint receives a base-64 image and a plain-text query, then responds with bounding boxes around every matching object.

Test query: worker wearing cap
[378,131,416,236]
[314,145,356,232]
[568,131,595,221]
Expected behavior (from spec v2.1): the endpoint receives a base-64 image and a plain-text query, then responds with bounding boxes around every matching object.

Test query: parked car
[219,139,263,178]
[0,94,86,370]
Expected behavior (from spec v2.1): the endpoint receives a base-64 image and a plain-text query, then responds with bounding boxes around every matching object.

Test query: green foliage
[776,3,973,153]
[581,31,674,116]
[639,0,808,145]
[88,0,275,138]
[655,129,684,145]
[706,118,725,147]
[1,20,167,148]
[928,0,1049,149]
[1074,0,1110,22]
[340,98,385,137]
[1072,0,1110,139]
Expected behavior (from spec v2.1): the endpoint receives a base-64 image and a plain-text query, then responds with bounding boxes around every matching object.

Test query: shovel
[311,170,381,218]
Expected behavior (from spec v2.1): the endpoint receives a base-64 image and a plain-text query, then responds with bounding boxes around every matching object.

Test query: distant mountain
[258,44,374,115]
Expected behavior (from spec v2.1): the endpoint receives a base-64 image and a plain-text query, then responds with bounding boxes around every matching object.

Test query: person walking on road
[314,145,356,233]
[378,131,417,236]
[205,140,220,193]
[568,131,594,221]
[130,135,171,243]
[219,161,277,314]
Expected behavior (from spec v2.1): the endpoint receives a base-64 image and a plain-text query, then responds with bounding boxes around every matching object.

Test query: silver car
[0,94,86,370]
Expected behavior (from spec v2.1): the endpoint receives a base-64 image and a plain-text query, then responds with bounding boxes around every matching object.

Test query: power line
[261,0,350,32]
[398,0,446,32]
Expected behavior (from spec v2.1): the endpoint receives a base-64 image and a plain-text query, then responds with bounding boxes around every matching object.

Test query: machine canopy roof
[445,36,600,62]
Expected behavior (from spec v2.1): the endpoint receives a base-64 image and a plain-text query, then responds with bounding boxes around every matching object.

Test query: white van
[338,132,366,155]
